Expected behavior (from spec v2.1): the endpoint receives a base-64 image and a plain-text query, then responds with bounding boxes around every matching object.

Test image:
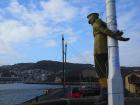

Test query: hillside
[0,60,139,82]
[0,60,94,72]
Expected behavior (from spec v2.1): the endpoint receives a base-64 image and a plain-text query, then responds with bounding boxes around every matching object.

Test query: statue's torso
[93,19,108,54]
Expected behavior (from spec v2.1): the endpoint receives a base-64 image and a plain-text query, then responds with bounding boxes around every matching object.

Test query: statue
[87,13,129,97]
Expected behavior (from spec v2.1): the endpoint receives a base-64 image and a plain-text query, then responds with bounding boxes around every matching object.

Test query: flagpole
[106,0,124,105]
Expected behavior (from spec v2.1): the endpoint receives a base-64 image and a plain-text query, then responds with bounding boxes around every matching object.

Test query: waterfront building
[0,77,22,83]
[125,70,140,96]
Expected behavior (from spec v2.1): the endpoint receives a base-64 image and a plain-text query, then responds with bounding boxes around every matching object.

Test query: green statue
[87,13,129,96]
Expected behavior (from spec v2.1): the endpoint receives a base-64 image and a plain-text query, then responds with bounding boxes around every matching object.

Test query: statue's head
[87,13,99,25]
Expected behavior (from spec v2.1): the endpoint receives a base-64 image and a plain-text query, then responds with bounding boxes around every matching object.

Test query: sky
[0,0,139,66]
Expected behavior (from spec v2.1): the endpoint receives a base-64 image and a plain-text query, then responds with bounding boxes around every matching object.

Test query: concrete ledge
[17,97,140,105]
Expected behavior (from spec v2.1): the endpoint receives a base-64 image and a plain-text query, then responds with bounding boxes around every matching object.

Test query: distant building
[0,77,22,83]
[41,74,46,81]
[82,70,98,82]
[125,70,140,96]
[82,70,98,78]
[55,77,62,83]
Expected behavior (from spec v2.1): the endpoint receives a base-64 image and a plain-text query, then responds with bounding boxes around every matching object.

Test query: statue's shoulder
[95,19,106,27]
[95,19,103,25]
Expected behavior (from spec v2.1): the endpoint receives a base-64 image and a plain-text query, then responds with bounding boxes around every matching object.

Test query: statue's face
[89,18,96,25]
[89,16,97,25]
[87,13,99,25]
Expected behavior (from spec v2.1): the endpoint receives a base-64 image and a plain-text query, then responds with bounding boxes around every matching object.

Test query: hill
[0,60,139,82]
[0,60,94,72]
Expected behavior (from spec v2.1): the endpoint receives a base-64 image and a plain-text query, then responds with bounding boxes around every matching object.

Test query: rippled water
[0,83,61,105]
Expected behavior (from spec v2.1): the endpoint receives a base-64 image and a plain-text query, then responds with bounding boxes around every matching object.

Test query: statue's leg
[94,53,108,98]
[94,53,108,78]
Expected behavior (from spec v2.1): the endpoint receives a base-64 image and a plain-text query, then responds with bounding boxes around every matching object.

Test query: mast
[106,0,124,105]
[62,34,65,93]
[65,42,67,64]
[64,42,67,85]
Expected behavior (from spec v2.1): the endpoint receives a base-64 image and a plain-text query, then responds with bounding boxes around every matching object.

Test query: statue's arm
[96,19,129,41]
[97,20,118,39]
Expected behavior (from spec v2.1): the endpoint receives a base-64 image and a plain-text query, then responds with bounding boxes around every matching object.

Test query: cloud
[0,20,46,43]
[0,0,84,65]
[44,39,57,48]
[68,47,94,64]
[117,1,140,66]
[117,8,138,31]
[62,28,80,44]
[0,0,139,66]
[40,0,77,23]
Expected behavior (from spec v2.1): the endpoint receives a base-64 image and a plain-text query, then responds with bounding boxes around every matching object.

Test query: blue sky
[0,0,139,66]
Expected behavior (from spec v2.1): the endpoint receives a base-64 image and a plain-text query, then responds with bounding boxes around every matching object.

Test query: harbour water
[0,83,61,105]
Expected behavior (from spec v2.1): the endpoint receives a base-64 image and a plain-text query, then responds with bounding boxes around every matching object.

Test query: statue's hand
[116,36,130,41]
[120,37,130,41]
